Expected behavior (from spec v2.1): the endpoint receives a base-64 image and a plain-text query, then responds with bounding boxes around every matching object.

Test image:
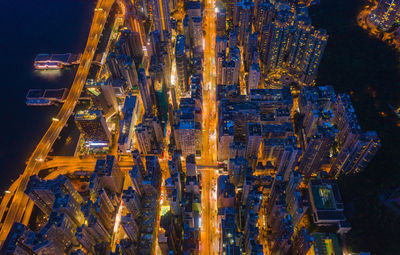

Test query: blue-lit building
[118,95,140,153]
[330,93,381,177]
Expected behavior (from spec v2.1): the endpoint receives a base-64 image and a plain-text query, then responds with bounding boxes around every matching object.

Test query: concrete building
[118,95,140,153]
[94,155,124,194]
[75,109,111,146]
[308,179,351,234]
[175,35,189,96]
[86,79,119,119]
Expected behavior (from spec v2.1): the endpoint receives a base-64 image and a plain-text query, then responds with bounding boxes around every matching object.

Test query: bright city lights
[0,0,389,254]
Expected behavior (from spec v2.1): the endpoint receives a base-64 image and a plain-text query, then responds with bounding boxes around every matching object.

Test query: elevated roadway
[0,0,116,243]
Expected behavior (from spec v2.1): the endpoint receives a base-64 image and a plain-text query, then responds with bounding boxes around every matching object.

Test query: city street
[200,0,219,253]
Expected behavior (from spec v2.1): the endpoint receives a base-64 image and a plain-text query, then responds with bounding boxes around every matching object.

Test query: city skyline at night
[0,0,399,254]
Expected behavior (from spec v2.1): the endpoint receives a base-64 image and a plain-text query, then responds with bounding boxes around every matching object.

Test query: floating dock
[34,53,81,70]
[26,88,68,106]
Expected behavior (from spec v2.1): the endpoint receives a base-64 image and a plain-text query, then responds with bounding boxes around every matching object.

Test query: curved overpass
[0,0,116,243]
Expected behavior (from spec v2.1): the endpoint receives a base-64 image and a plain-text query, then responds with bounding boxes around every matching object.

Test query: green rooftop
[311,184,336,210]
[311,232,342,255]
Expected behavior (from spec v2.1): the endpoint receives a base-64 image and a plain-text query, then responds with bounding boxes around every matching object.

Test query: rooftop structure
[308,179,351,233]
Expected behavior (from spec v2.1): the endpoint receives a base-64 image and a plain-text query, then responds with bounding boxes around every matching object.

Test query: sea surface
[0,0,95,192]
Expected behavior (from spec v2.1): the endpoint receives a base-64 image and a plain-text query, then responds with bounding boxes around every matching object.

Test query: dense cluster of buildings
[215,83,380,254]
[213,0,380,254]
[367,0,400,32]
[1,151,203,255]
[2,155,161,254]
[160,154,202,254]
[216,0,327,88]
[0,0,381,254]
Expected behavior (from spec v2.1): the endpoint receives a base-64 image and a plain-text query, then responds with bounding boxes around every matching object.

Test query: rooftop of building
[316,122,338,137]
[95,155,117,176]
[175,35,185,55]
[248,122,262,135]
[262,122,294,134]
[75,109,103,120]
[309,179,343,210]
[188,1,201,9]
[337,93,361,133]
[249,87,293,104]
[263,136,298,146]
[310,232,342,255]
[217,175,235,198]
[300,85,336,108]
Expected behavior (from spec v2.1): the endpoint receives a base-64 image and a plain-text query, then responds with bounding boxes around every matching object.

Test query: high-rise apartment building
[330,94,381,177]
[244,32,258,71]
[262,9,293,73]
[121,214,139,242]
[174,98,201,156]
[137,67,153,114]
[122,187,143,218]
[94,155,124,194]
[117,29,144,63]
[135,114,163,155]
[86,79,118,119]
[25,175,83,216]
[1,223,34,255]
[175,35,189,96]
[298,123,337,182]
[118,95,140,153]
[234,0,254,46]
[254,1,274,33]
[246,122,262,159]
[216,9,227,37]
[247,63,260,93]
[191,16,203,50]
[299,29,328,84]
[75,109,111,146]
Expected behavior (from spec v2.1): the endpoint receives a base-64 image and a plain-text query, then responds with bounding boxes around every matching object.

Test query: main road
[0,0,116,243]
[200,0,218,253]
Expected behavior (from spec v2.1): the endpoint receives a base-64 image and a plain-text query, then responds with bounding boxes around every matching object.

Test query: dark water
[0,0,95,192]
[310,0,400,254]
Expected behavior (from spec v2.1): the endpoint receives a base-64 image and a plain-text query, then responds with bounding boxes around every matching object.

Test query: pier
[26,88,68,106]
[34,53,81,70]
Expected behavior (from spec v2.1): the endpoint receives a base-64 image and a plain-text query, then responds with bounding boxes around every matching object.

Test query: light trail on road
[0,0,116,243]
[200,0,218,254]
